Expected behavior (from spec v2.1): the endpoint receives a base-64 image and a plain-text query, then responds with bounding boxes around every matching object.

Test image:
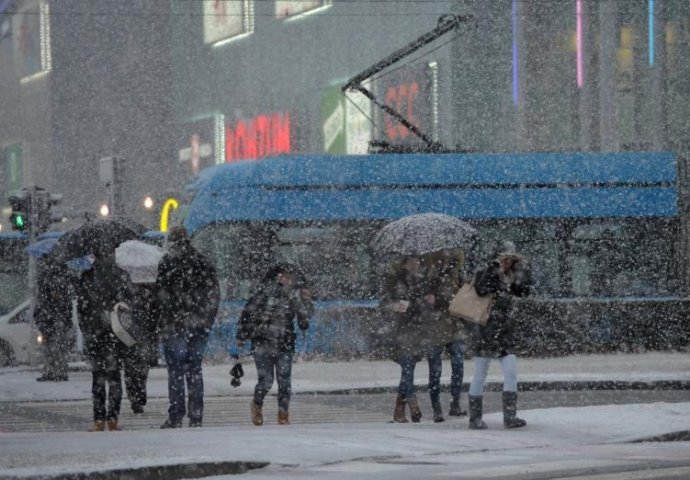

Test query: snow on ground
[1,351,689,402]
[0,352,689,478]
[0,403,689,479]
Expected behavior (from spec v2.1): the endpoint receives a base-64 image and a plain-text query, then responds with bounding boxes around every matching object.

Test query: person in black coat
[77,251,136,432]
[236,263,314,426]
[467,240,533,430]
[35,261,74,382]
[155,226,220,429]
[122,282,159,414]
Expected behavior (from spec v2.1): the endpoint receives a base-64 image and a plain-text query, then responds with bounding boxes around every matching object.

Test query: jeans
[162,329,209,422]
[469,354,518,396]
[253,346,293,412]
[396,354,418,401]
[427,340,465,405]
[87,332,124,422]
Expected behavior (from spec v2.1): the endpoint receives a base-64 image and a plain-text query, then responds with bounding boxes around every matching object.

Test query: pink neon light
[576,0,583,87]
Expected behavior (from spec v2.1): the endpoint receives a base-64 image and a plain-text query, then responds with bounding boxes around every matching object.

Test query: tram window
[570,220,677,297]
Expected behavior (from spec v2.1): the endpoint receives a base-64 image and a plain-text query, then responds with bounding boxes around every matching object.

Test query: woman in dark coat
[467,240,533,429]
[236,264,314,426]
[380,252,459,423]
[77,251,136,432]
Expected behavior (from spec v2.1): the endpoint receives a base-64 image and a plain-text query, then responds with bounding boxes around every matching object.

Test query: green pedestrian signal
[8,191,29,231]
[10,212,26,230]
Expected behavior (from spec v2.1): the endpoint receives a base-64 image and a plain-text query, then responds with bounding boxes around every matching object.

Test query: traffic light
[33,191,63,234]
[7,188,63,233]
[8,191,29,231]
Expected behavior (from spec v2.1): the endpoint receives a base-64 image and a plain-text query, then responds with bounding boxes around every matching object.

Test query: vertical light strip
[214,113,225,164]
[512,0,519,105]
[428,61,439,142]
[648,0,655,65]
[576,0,584,88]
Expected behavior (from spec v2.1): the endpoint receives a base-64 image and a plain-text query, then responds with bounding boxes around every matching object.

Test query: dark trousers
[87,332,124,422]
[123,344,150,408]
[41,325,72,378]
[396,354,418,401]
[162,329,209,423]
[427,340,465,405]
[253,346,293,412]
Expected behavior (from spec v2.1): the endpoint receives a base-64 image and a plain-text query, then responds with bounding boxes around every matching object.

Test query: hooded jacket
[154,239,220,337]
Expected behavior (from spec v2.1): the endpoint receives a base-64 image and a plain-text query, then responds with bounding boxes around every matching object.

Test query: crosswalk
[0,395,392,433]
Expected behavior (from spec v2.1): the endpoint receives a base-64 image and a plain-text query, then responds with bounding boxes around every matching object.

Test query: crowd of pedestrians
[33,220,532,432]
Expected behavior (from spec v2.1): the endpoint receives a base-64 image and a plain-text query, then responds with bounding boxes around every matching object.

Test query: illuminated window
[275,1,331,20]
[13,0,51,83]
[203,0,254,46]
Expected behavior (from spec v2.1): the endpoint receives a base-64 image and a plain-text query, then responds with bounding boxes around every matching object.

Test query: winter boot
[502,391,527,429]
[250,400,264,426]
[432,400,445,423]
[160,418,182,429]
[88,420,105,432]
[468,395,487,430]
[106,420,120,431]
[449,396,467,416]
[188,418,202,428]
[278,410,290,425]
[407,398,422,423]
[393,394,408,423]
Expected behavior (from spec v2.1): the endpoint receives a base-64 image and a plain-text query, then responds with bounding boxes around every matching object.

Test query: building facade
[1,0,690,230]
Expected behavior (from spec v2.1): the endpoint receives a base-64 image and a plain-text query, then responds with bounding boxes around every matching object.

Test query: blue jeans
[396,354,418,401]
[253,346,293,412]
[162,329,209,423]
[427,340,465,405]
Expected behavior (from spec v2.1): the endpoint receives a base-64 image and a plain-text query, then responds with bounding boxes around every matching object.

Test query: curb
[0,461,269,480]
[299,380,690,396]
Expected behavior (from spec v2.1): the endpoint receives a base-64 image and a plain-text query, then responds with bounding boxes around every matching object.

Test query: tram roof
[185,151,678,233]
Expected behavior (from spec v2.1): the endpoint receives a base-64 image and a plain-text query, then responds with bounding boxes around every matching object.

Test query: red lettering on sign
[383,81,421,141]
[225,112,292,162]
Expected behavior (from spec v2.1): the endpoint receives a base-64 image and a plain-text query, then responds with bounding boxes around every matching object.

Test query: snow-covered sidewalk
[1,352,689,478]
[1,351,689,402]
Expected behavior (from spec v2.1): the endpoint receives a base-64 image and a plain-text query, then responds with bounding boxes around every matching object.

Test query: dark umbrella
[372,212,477,257]
[51,218,144,263]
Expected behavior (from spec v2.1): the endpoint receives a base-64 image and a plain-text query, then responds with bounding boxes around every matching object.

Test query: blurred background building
[0,0,689,230]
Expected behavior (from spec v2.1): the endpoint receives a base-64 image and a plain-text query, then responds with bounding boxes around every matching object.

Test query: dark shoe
[251,400,263,426]
[502,391,527,429]
[160,418,182,429]
[54,374,68,382]
[469,395,488,430]
[449,398,467,417]
[131,404,144,414]
[432,401,444,423]
[189,418,202,428]
[277,410,290,425]
[36,374,55,382]
[407,398,422,423]
[393,394,408,423]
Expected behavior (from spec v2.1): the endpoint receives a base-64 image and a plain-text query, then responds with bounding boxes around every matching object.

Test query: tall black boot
[431,400,444,423]
[449,395,467,416]
[468,395,487,430]
[502,391,526,429]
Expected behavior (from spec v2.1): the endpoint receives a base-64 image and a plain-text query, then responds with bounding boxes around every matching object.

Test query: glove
[230,362,244,388]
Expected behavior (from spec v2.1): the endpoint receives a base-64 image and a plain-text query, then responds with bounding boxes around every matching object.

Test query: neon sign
[159,198,179,233]
[225,112,292,162]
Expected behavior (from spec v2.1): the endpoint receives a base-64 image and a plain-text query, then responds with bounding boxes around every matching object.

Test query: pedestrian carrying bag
[110,302,138,347]
[448,282,495,326]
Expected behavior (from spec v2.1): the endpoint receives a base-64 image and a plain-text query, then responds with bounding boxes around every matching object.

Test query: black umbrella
[51,218,145,263]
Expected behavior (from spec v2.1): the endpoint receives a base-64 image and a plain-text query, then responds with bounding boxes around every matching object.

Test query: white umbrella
[115,240,164,284]
[372,213,477,256]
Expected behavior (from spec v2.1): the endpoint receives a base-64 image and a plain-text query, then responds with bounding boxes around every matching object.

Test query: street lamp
[143,196,154,210]
[99,203,110,217]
